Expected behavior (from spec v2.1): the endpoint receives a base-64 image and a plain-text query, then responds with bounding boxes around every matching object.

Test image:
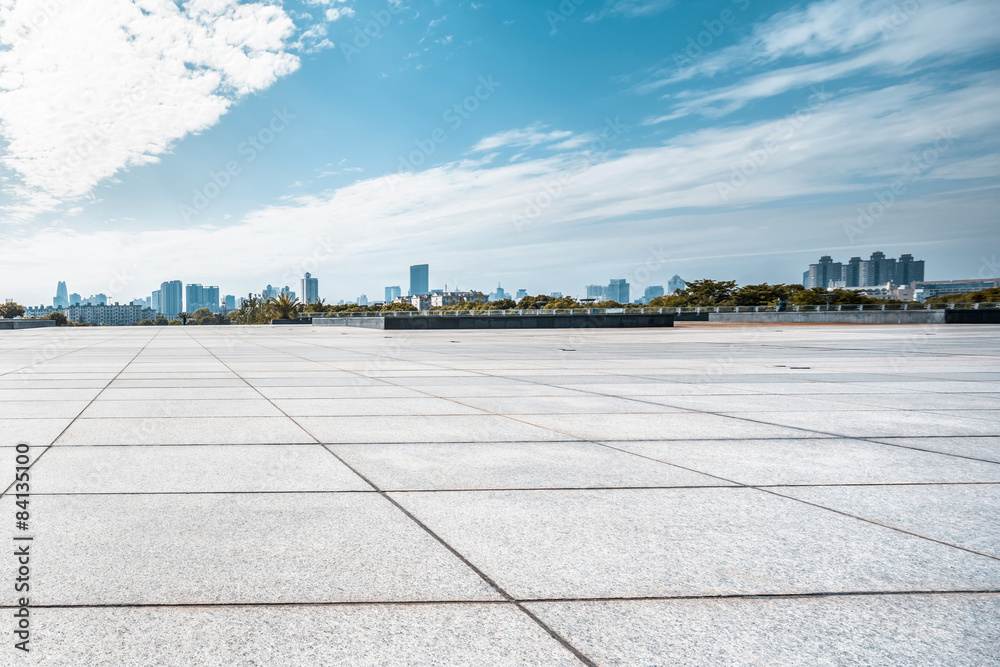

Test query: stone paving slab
[0,493,500,605]
[8,604,580,667]
[392,488,1000,600]
[527,594,1000,666]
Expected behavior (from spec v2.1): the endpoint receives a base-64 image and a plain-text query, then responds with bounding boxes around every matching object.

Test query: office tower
[185,284,205,312]
[262,285,279,299]
[644,286,664,303]
[607,279,630,304]
[280,286,296,300]
[409,264,429,296]
[490,284,508,301]
[203,286,220,313]
[160,281,183,318]
[69,292,81,306]
[385,286,401,303]
[151,290,160,312]
[802,271,809,287]
[93,293,107,306]
[549,292,563,298]
[516,289,527,300]
[357,294,369,306]
[301,273,319,304]
[807,255,844,289]
[586,285,606,299]
[896,254,925,284]
[54,281,69,308]
[225,295,236,311]
[860,251,896,286]
[667,275,685,294]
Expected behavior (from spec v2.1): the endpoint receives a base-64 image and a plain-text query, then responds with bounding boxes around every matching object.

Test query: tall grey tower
[54,281,69,308]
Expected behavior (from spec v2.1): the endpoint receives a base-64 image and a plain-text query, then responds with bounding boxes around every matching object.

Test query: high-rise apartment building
[896,254,925,284]
[301,273,319,304]
[160,281,183,318]
[203,286,220,313]
[385,286,401,303]
[409,264,429,296]
[844,257,862,287]
[151,290,160,312]
[807,255,844,289]
[185,284,205,313]
[859,251,896,286]
[224,295,236,311]
[69,292,81,306]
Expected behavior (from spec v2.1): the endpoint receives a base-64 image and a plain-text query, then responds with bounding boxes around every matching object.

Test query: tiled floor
[1,324,998,665]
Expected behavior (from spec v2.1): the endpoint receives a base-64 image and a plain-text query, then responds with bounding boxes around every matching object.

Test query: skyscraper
[516,289,527,300]
[185,284,205,313]
[807,255,844,289]
[160,281,183,318]
[607,279,630,304]
[385,286,401,302]
[409,264,429,296]
[301,273,319,304]
[896,254,925,284]
[69,292,81,306]
[667,275,685,294]
[844,257,862,287]
[204,286,220,313]
[643,286,664,303]
[586,285,606,299]
[54,281,69,308]
[860,251,896,286]
[151,290,161,312]
[224,295,236,311]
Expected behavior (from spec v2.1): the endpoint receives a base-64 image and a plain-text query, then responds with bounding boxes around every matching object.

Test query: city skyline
[2,0,998,304]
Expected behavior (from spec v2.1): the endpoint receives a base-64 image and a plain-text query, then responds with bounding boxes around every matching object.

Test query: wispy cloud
[472,125,575,152]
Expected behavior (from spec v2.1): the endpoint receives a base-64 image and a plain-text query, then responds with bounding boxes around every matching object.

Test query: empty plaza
[2,323,999,665]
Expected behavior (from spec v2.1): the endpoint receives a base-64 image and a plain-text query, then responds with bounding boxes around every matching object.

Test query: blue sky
[1,0,998,305]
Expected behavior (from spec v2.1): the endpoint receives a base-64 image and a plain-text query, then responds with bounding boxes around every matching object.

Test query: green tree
[47,311,68,326]
[169,319,182,326]
[266,292,300,320]
[0,302,25,318]
[138,319,154,326]
[191,307,213,321]
[178,312,191,325]
[926,287,1000,304]
[155,317,169,325]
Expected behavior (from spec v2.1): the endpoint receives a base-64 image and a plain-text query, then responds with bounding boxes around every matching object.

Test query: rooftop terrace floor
[2,324,999,665]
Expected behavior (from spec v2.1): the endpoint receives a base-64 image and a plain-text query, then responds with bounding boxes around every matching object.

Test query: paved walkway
[2,324,999,665]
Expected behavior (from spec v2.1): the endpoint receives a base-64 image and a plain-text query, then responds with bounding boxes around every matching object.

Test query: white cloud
[586,0,673,22]
[472,125,575,152]
[325,7,355,22]
[0,0,300,219]
[647,0,999,117]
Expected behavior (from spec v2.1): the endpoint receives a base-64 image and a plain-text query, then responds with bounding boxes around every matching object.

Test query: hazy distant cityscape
[7,250,1000,327]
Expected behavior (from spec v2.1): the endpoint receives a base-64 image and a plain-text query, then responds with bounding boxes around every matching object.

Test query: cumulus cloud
[0,0,300,219]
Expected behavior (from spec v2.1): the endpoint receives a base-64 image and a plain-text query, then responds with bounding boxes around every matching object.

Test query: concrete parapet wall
[709,311,946,324]
[0,319,57,330]
[314,313,674,330]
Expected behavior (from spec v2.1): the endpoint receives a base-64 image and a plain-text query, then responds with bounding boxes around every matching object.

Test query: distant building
[204,286,220,313]
[301,273,319,304]
[54,281,69,308]
[607,279,630,304]
[489,284,508,301]
[549,292,563,299]
[913,279,1000,302]
[63,303,155,326]
[357,294,369,306]
[516,289,527,300]
[667,275,685,294]
[280,286,295,300]
[804,252,925,289]
[224,295,236,311]
[186,284,205,313]
[410,294,432,311]
[643,286,664,304]
[807,255,843,289]
[385,286,401,303]
[409,264,429,297]
[262,284,279,299]
[430,291,485,308]
[151,290,160,312]
[69,292,82,306]
[160,281,183,318]
[586,285,606,299]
